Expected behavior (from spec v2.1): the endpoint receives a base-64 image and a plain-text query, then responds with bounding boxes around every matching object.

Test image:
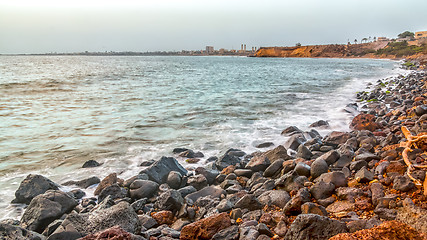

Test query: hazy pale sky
[1,0,426,54]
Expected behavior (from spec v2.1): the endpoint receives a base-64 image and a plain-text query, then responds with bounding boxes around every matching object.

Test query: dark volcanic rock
[294,162,311,177]
[212,225,239,240]
[98,183,127,202]
[318,150,340,166]
[155,189,184,213]
[13,174,60,204]
[324,131,350,146]
[0,223,46,240]
[94,173,118,196]
[263,159,284,178]
[301,202,328,216]
[393,176,415,192]
[315,171,347,188]
[185,186,225,203]
[51,201,140,236]
[234,194,263,211]
[283,188,311,215]
[296,145,313,160]
[20,190,78,233]
[284,214,348,240]
[246,155,270,172]
[255,142,274,148]
[281,126,303,136]
[82,160,101,168]
[354,166,374,183]
[129,180,159,200]
[258,190,291,208]
[140,156,187,184]
[214,149,241,170]
[166,171,182,189]
[63,176,100,189]
[284,135,305,151]
[310,158,329,179]
[310,180,335,200]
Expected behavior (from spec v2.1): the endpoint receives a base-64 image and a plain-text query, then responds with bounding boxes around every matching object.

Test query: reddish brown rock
[221,165,235,175]
[94,173,118,195]
[386,162,406,175]
[350,113,379,132]
[329,220,426,240]
[79,226,140,240]
[152,210,174,225]
[180,212,231,240]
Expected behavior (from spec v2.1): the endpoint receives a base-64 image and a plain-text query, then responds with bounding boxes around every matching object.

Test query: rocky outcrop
[12,174,59,204]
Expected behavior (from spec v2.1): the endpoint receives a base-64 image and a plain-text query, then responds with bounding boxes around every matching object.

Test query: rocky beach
[2,63,427,240]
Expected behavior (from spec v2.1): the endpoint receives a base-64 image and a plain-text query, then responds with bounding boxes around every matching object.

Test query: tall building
[206,46,214,54]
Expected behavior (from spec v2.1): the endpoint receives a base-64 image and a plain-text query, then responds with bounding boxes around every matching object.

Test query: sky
[1,0,427,54]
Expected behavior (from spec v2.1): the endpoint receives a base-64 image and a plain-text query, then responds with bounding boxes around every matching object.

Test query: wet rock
[234,194,263,211]
[295,162,311,177]
[180,212,231,240]
[179,149,195,158]
[79,226,144,240]
[98,183,127,202]
[155,189,184,213]
[94,173,118,196]
[246,155,270,172]
[82,160,101,168]
[255,142,274,148]
[415,105,427,116]
[69,189,85,199]
[284,214,348,240]
[281,126,303,136]
[173,148,189,154]
[350,113,379,132]
[258,190,291,208]
[393,176,415,192]
[315,171,347,188]
[264,145,292,162]
[166,171,182,189]
[234,169,253,178]
[51,201,140,236]
[0,223,46,240]
[310,180,335,200]
[263,159,284,178]
[310,120,329,128]
[152,210,175,225]
[310,158,329,179]
[139,159,155,167]
[284,135,305,151]
[214,152,241,171]
[187,174,208,191]
[301,202,328,216]
[13,174,60,204]
[283,188,311,215]
[185,186,225,203]
[329,220,425,240]
[354,167,374,183]
[195,167,219,185]
[212,225,239,240]
[63,176,101,189]
[129,180,159,200]
[20,190,78,233]
[141,156,187,184]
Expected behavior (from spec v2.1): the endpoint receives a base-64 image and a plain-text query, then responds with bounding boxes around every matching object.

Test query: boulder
[140,156,187,184]
[185,186,225,203]
[318,150,340,166]
[154,189,184,213]
[370,182,385,206]
[393,176,415,192]
[180,212,231,240]
[234,194,263,211]
[82,160,101,168]
[264,145,292,161]
[283,188,311,215]
[350,113,379,132]
[129,180,159,200]
[263,159,284,178]
[214,149,242,170]
[62,176,100,189]
[281,126,303,136]
[0,223,46,240]
[98,184,127,202]
[284,135,305,151]
[20,190,78,233]
[310,158,329,179]
[315,171,347,188]
[258,190,291,208]
[255,142,274,148]
[310,180,335,200]
[355,152,380,162]
[354,167,374,183]
[310,120,329,128]
[296,145,313,160]
[295,162,311,177]
[187,174,208,190]
[13,174,59,204]
[94,173,118,196]
[166,171,182,189]
[51,201,140,236]
[275,170,308,192]
[284,214,348,240]
[324,132,350,146]
[246,155,270,172]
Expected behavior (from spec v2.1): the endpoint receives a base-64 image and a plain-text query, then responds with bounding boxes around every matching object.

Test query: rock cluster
[2,71,427,240]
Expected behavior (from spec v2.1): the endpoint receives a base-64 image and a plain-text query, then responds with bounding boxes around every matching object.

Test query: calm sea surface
[0,56,403,219]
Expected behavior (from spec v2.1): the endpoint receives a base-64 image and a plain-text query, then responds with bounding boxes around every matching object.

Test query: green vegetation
[398,31,415,39]
[403,61,416,68]
[375,42,427,57]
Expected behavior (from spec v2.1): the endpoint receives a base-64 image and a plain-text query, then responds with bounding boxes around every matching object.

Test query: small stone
[310,180,335,200]
[234,194,263,211]
[301,202,328,216]
[355,167,374,183]
[166,171,182,189]
[295,162,311,177]
[393,176,415,192]
[350,160,368,172]
[82,160,101,168]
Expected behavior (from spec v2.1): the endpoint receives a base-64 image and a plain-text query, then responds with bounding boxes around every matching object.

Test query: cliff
[254,41,389,58]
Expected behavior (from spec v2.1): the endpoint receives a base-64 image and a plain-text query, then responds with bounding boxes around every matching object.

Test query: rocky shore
[1,69,427,240]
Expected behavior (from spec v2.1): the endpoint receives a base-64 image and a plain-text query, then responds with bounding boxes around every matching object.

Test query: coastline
[1,62,427,239]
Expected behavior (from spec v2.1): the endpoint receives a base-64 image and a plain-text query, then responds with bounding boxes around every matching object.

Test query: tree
[398,31,415,39]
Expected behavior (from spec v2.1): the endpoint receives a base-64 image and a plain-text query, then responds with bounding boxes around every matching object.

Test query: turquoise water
[0,56,402,219]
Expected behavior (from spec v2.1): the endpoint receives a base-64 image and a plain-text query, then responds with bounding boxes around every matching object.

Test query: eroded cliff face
[254,42,389,58]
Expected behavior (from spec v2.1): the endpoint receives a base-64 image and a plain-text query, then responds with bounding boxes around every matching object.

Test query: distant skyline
[1,0,427,54]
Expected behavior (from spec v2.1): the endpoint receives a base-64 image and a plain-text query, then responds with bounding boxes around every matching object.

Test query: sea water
[0,56,404,219]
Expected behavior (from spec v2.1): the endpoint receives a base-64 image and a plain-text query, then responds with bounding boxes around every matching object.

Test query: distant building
[377,37,389,41]
[415,31,427,39]
[206,46,214,54]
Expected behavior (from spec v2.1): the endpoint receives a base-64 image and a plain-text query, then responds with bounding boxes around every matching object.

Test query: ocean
[0,55,404,219]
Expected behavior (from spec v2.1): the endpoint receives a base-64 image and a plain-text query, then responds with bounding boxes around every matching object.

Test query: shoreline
[1,64,427,239]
